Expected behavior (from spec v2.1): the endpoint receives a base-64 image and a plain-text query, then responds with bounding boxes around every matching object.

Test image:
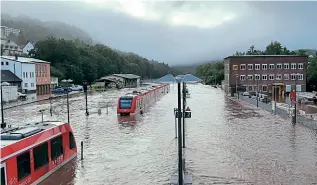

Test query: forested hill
[1,14,93,45]
[30,37,179,83]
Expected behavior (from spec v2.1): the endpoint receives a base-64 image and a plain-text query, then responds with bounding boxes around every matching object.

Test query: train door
[1,163,7,185]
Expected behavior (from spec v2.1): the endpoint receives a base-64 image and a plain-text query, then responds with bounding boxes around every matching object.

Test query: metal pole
[294,75,297,123]
[236,76,238,99]
[49,91,52,116]
[256,79,259,107]
[85,89,89,116]
[67,91,70,123]
[177,82,183,185]
[1,84,5,125]
[41,111,44,122]
[274,85,277,115]
[175,116,177,138]
[81,141,84,160]
[182,82,186,148]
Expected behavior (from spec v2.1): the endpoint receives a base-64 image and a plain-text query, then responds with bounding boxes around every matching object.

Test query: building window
[269,74,275,80]
[51,135,64,160]
[31,83,34,87]
[23,72,25,78]
[276,74,282,80]
[269,64,275,69]
[247,64,253,70]
[25,72,28,78]
[283,74,289,80]
[255,64,260,70]
[291,74,297,80]
[247,75,253,80]
[29,72,31,78]
[5,62,8,65]
[33,142,49,170]
[298,74,304,80]
[1,62,3,65]
[69,132,76,149]
[254,74,260,80]
[262,64,267,70]
[240,75,245,81]
[298,63,303,69]
[24,83,28,87]
[284,63,289,69]
[232,65,238,70]
[291,63,296,69]
[240,64,246,70]
[262,86,267,92]
[17,151,31,180]
[276,63,282,69]
[248,86,253,91]
[262,74,267,80]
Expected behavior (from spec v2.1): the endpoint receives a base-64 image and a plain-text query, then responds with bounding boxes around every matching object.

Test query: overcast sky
[2,1,317,65]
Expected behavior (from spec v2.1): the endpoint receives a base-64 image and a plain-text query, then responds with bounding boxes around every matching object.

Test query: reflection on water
[4,85,317,185]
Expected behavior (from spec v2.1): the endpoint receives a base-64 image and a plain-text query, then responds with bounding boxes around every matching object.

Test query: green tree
[196,61,224,85]
[30,37,178,84]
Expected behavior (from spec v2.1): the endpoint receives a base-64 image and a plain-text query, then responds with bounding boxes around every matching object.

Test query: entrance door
[1,163,7,185]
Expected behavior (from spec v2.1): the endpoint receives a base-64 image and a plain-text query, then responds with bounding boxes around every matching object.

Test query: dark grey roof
[113,74,140,79]
[1,70,22,82]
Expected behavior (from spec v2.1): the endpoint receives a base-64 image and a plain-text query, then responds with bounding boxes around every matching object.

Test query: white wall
[21,63,36,92]
[0,86,18,102]
[23,42,34,54]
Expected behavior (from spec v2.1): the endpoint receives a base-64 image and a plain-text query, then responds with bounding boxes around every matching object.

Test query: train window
[33,142,49,170]
[69,132,76,149]
[17,151,31,181]
[51,135,64,160]
[1,166,6,185]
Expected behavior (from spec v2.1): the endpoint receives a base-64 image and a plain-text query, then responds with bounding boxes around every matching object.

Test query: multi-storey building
[1,56,51,94]
[1,38,23,56]
[0,26,21,37]
[1,56,36,93]
[223,55,308,96]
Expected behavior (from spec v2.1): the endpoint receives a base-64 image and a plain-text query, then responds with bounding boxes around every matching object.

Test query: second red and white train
[117,83,170,116]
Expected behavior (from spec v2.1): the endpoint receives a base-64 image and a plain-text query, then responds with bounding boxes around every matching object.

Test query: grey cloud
[1,1,317,65]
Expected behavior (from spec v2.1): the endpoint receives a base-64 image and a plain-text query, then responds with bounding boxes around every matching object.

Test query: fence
[236,94,317,130]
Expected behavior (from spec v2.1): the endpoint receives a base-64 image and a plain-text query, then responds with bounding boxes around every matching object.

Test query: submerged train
[117,83,170,116]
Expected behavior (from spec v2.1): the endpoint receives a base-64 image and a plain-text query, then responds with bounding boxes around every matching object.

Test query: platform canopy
[176,74,202,83]
[156,74,176,83]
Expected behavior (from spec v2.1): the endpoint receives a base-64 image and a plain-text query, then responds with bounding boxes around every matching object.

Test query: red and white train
[1,121,77,185]
[117,83,170,116]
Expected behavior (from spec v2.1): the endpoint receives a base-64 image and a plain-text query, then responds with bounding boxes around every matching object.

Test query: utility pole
[294,74,297,124]
[1,83,6,129]
[67,90,70,123]
[182,82,186,148]
[177,82,183,185]
[256,79,259,107]
[236,75,239,99]
[83,81,89,116]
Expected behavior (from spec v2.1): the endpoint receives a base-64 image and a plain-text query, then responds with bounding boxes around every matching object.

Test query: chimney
[15,54,18,60]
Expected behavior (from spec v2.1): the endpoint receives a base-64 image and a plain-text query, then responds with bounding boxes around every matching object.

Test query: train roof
[0,121,66,148]
[120,84,168,99]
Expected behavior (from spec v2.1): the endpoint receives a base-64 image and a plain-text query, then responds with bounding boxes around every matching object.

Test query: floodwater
[3,84,317,185]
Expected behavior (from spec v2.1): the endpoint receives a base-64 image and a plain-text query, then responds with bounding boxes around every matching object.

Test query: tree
[31,37,178,84]
[196,61,224,85]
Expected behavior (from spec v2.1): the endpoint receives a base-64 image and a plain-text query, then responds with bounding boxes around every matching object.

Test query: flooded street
[3,84,317,185]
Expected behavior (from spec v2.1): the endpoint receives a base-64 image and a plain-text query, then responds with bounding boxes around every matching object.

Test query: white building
[22,41,36,55]
[1,56,36,93]
[0,26,21,37]
[51,76,58,89]
[0,84,18,103]
[1,38,23,56]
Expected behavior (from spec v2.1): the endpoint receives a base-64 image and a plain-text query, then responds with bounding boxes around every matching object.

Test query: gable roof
[1,70,22,82]
[1,56,50,64]
[156,74,176,83]
[113,74,140,79]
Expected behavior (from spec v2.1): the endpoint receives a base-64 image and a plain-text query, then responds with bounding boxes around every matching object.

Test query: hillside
[1,13,93,45]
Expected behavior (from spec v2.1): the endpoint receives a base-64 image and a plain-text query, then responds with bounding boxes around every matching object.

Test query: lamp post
[83,80,89,116]
[61,79,73,123]
[177,82,183,185]
[182,82,186,148]
[1,82,6,129]
[256,78,259,107]
[294,73,300,124]
[236,75,239,99]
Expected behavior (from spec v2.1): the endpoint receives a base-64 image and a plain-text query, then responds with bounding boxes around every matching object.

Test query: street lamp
[256,78,259,107]
[293,73,300,124]
[236,75,239,99]
[1,82,7,129]
[61,79,73,123]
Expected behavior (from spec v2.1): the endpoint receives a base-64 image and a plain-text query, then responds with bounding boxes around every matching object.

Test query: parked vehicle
[70,85,83,91]
[17,92,27,100]
[53,87,65,94]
